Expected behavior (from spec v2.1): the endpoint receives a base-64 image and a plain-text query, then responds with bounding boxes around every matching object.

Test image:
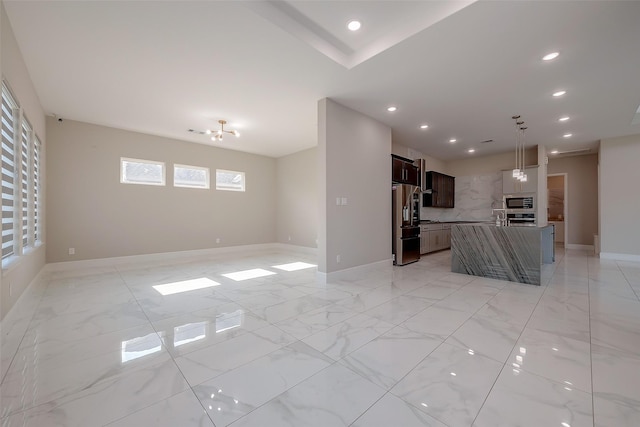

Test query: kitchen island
[451,224,554,285]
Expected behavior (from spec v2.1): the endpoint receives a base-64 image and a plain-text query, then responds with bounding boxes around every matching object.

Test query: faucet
[492,209,507,226]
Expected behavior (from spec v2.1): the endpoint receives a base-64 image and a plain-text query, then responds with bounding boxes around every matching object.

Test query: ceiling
[4,1,640,160]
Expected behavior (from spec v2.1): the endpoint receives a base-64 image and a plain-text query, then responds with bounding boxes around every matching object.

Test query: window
[1,83,18,260]
[120,157,165,186]
[1,81,42,266]
[33,136,41,243]
[21,118,31,248]
[216,169,245,192]
[174,164,209,189]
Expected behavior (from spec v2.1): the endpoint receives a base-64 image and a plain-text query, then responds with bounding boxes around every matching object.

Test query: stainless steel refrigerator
[392,183,421,265]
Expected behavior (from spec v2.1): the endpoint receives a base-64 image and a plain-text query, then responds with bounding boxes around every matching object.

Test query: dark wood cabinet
[391,155,418,186]
[423,171,455,208]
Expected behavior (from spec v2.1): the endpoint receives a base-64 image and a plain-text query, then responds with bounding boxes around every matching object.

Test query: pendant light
[511,115,527,183]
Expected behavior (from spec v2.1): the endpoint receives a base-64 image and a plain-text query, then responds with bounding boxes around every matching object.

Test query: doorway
[547,174,568,247]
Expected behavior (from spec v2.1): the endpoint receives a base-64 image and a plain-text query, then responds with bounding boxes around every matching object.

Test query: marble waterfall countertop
[450,224,554,285]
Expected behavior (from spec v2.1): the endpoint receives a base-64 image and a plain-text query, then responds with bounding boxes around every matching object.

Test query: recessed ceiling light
[553,90,566,97]
[420,124,429,129]
[559,116,570,122]
[347,20,361,31]
[387,106,397,112]
[550,150,559,154]
[542,52,559,61]
[563,133,573,138]
[449,138,457,143]
[468,149,475,153]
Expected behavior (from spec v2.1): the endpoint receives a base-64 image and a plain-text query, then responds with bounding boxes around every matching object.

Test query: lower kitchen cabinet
[420,224,452,254]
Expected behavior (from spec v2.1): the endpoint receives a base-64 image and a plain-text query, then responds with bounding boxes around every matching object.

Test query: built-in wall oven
[504,194,536,226]
[507,212,536,227]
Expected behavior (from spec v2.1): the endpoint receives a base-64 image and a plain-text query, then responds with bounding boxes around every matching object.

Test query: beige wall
[600,134,640,257]
[318,98,391,274]
[547,175,564,189]
[276,147,317,248]
[547,154,598,246]
[1,3,47,320]
[46,118,277,262]
[446,147,537,177]
[391,142,446,173]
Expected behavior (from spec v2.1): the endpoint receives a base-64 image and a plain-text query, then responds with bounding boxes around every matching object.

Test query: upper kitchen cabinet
[502,166,538,194]
[423,171,455,208]
[391,155,419,186]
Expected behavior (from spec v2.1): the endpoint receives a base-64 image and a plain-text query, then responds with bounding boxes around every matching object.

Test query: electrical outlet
[336,254,341,263]
[216,238,221,244]
[68,248,75,255]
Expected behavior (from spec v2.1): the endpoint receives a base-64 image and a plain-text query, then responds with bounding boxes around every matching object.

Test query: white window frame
[215,169,245,192]
[120,157,166,186]
[173,163,210,189]
[1,82,19,263]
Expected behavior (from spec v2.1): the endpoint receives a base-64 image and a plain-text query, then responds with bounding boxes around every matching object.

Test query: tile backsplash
[421,172,502,221]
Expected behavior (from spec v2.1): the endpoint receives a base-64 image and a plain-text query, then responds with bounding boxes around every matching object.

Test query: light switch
[336,197,341,205]
[341,197,347,205]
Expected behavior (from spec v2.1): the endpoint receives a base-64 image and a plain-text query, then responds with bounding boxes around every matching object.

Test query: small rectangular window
[120,157,165,186]
[216,169,245,192]
[174,164,209,189]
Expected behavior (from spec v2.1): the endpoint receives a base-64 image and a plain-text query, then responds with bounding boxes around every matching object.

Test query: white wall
[1,2,46,320]
[46,118,277,262]
[276,147,317,248]
[600,135,640,258]
[537,145,548,227]
[318,98,392,274]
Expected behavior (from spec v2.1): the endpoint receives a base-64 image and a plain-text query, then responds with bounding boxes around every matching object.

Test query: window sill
[2,242,44,275]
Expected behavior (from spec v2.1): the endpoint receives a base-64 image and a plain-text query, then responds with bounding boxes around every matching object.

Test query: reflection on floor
[2,246,640,426]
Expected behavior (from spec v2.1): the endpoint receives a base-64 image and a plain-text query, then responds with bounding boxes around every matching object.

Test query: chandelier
[511,115,527,182]
[188,119,240,142]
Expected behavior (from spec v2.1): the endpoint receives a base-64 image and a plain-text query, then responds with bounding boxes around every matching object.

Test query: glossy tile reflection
[2,247,640,426]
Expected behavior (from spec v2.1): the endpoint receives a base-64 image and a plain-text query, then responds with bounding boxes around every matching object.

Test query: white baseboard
[600,252,640,262]
[271,243,318,255]
[565,244,595,251]
[317,259,393,284]
[45,243,315,272]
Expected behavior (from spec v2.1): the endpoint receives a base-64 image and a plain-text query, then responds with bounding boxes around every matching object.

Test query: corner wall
[318,98,391,275]
[600,135,640,259]
[46,118,277,262]
[276,147,317,248]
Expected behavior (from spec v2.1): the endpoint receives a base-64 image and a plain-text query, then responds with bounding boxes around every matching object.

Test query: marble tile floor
[2,246,640,426]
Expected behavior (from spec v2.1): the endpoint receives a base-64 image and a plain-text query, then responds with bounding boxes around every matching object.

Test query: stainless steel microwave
[504,195,534,210]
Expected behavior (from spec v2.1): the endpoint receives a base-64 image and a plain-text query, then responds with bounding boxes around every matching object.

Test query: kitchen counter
[450,224,554,285]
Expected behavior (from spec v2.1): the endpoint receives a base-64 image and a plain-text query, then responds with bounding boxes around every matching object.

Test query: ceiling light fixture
[468,149,475,153]
[542,52,559,61]
[387,106,397,112]
[188,119,240,142]
[347,20,361,31]
[559,116,570,122]
[420,124,429,129]
[449,138,457,143]
[550,150,559,154]
[563,133,573,138]
[511,115,528,183]
[553,90,566,97]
